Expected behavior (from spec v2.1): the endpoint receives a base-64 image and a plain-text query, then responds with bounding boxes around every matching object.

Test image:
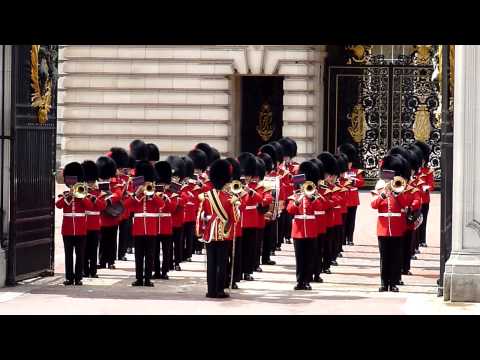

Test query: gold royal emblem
[257,102,275,142]
[347,103,367,144]
[413,104,431,142]
[31,45,53,124]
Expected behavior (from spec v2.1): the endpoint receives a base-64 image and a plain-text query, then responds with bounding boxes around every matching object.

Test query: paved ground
[1,191,479,314]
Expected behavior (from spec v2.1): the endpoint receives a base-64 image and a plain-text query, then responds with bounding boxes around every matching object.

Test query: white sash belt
[349,188,358,191]
[85,211,100,216]
[314,211,326,215]
[334,206,342,209]
[379,213,402,217]
[245,205,257,210]
[294,215,315,220]
[134,213,158,218]
[158,213,171,217]
[64,213,86,217]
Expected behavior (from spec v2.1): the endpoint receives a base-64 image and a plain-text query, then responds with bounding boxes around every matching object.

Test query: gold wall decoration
[347,103,367,143]
[413,45,433,65]
[256,102,275,142]
[346,45,372,65]
[31,45,53,124]
[413,104,431,142]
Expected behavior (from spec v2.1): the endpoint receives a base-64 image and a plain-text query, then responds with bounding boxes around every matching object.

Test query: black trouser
[284,212,292,241]
[226,237,242,286]
[255,226,264,268]
[333,225,341,260]
[183,222,195,260]
[345,206,358,244]
[194,235,203,253]
[84,230,100,277]
[278,211,287,246]
[206,241,229,296]
[261,227,273,264]
[264,221,274,257]
[118,217,131,260]
[410,230,418,257]
[172,227,184,267]
[402,230,414,274]
[323,227,335,271]
[341,213,347,246]
[63,235,86,282]
[274,217,282,249]
[419,204,430,246]
[99,226,118,267]
[242,228,257,275]
[154,235,172,276]
[134,236,155,282]
[378,236,402,287]
[294,238,314,284]
[313,233,324,278]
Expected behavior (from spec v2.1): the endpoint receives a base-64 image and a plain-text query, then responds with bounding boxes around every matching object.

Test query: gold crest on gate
[413,104,431,142]
[347,103,367,144]
[257,102,275,142]
[31,45,53,124]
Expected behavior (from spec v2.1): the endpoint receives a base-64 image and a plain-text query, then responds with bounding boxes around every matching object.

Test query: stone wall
[58,45,326,166]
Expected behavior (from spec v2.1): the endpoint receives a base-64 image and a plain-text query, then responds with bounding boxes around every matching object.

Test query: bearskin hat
[258,144,277,166]
[63,162,85,182]
[257,152,273,174]
[317,152,338,176]
[188,149,208,172]
[166,155,186,179]
[310,158,325,180]
[270,141,284,165]
[181,156,194,178]
[195,143,213,165]
[256,157,266,180]
[135,160,156,183]
[226,157,241,181]
[299,161,320,184]
[381,154,409,179]
[146,143,160,162]
[405,144,423,173]
[108,147,129,169]
[81,160,98,183]
[285,137,298,157]
[128,155,136,169]
[130,139,148,161]
[335,153,349,175]
[154,161,172,184]
[238,152,258,177]
[413,140,431,164]
[278,137,295,159]
[96,156,117,180]
[210,147,221,163]
[389,146,415,175]
[338,142,358,164]
[209,159,232,190]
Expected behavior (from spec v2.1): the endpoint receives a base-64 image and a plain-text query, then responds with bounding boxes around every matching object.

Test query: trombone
[71,182,88,199]
[144,182,155,197]
[302,181,317,198]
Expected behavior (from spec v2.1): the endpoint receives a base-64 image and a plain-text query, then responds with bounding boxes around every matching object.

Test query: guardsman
[286,161,322,291]
[124,161,165,287]
[197,159,239,299]
[152,161,177,280]
[335,153,350,258]
[108,147,131,262]
[82,160,106,279]
[338,143,365,246]
[413,140,434,248]
[317,152,339,274]
[181,155,197,262]
[97,156,124,270]
[256,156,275,267]
[269,141,287,252]
[238,152,262,281]
[371,155,410,292]
[56,162,94,286]
[126,155,136,254]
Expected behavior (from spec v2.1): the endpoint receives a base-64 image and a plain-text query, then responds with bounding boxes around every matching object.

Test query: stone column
[444,45,480,302]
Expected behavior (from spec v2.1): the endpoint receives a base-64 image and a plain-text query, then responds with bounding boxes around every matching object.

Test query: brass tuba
[144,182,155,196]
[302,181,316,197]
[72,182,88,199]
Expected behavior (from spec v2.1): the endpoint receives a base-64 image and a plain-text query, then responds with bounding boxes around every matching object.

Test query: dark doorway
[240,76,284,154]
[6,45,58,284]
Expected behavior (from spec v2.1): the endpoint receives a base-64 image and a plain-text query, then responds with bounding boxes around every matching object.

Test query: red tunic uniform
[100,177,124,228]
[197,189,239,242]
[182,183,198,223]
[417,167,434,204]
[124,194,165,237]
[315,188,331,235]
[371,191,410,237]
[85,186,107,231]
[56,193,95,236]
[254,182,273,229]
[157,190,177,235]
[403,183,422,231]
[287,194,321,239]
[240,182,263,229]
[345,168,365,207]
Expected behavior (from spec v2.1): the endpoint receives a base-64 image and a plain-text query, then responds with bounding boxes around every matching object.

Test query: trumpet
[388,176,407,194]
[144,182,155,196]
[72,182,88,199]
[230,180,244,195]
[302,181,316,197]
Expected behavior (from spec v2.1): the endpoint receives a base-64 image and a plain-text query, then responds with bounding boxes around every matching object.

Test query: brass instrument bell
[144,182,155,196]
[389,176,406,194]
[302,181,316,197]
[72,182,88,199]
[230,180,243,195]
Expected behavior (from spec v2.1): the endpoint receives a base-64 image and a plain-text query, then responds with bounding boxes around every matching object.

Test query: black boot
[132,280,143,286]
[389,285,399,292]
[379,285,388,292]
[63,280,74,286]
[243,274,254,281]
[294,282,306,290]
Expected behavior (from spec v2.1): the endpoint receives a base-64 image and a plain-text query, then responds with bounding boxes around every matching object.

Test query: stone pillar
[444,45,480,302]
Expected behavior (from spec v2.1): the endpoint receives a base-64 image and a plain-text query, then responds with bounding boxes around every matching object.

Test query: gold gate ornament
[257,102,275,142]
[31,45,53,124]
[347,103,367,144]
[413,104,431,142]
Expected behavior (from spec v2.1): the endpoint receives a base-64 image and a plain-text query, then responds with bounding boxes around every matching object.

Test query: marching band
[55,138,434,296]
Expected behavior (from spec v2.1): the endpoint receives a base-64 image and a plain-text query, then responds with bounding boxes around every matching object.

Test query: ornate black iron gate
[6,45,58,284]
[326,65,441,186]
